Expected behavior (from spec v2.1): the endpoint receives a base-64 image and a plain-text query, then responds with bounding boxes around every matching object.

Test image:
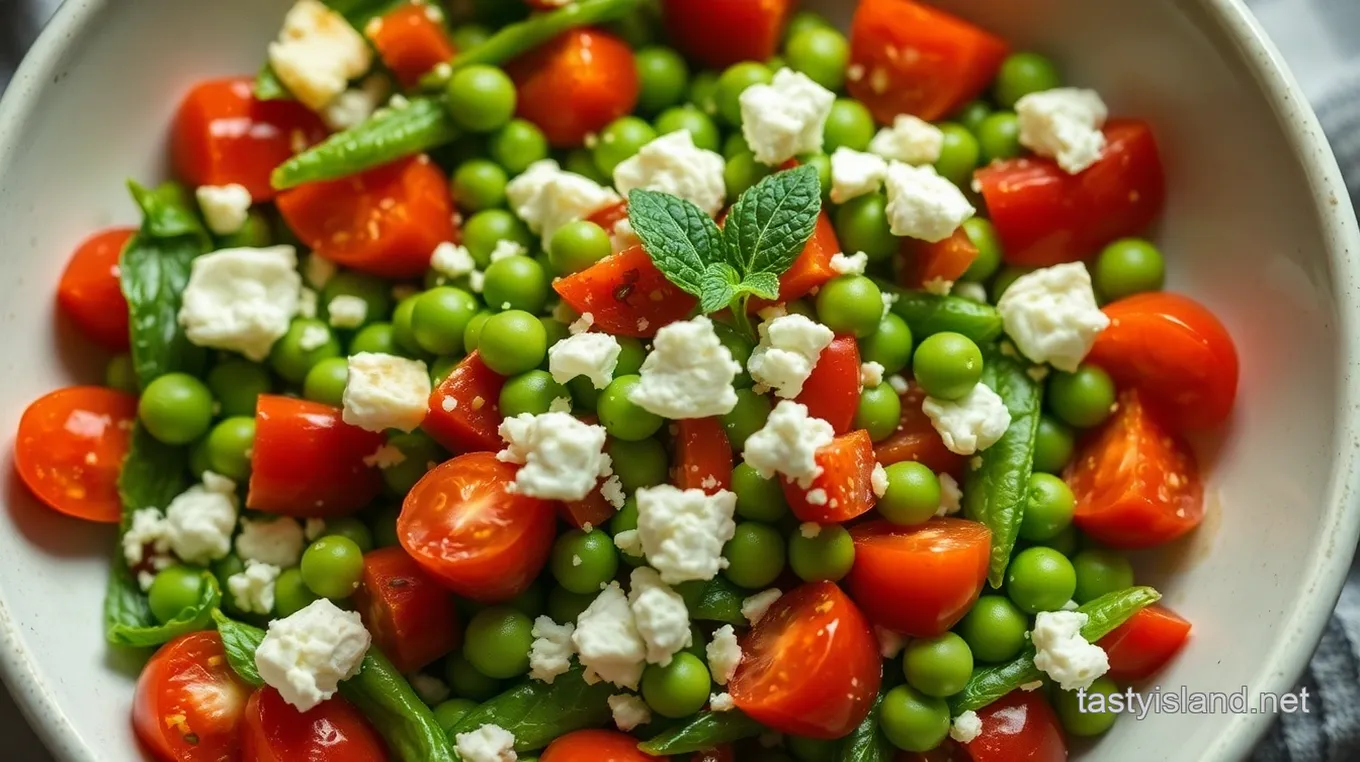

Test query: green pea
[1094,238,1165,300]
[369,506,402,549]
[412,287,479,356]
[1020,473,1076,542]
[1040,523,1080,558]
[912,332,984,400]
[688,70,721,116]
[725,150,773,199]
[787,735,838,762]
[461,311,493,355]
[903,632,974,698]
[716,62,773,126]
[479,310,548,376]
[489,119,550,175]
[654,105,722,152]
[1072,549,1135,604]
[105,354,139,394]
[433,698,480,734]
[960,217,1004,283]
[207,360,271,418]
[607,437,669,493]
[1033,415,1076,474]
[956,595,1029,663]
[767,55,788,73]
[856,385,903,443]
[933,122,981,188]
[485,256,551,314]
[593,116,658,177]
[499,370,570,418]
[273,567,317,617]
[464,210,535,266]
[596,376,662,441]
[464,607,534,679]
[977,111,1022,163]
[723,522,787,589]
[212,554,246,614]
[1055,676,1121,736]
[956,100,993,135]
[635,46,690,114]
[733,463,789,523]
[547,586,597,625]
[823,98,876,153]
[786,27,849,91]
[1006,546,1077,614]
[148,566,207,625]
[835,193,898,261]
[550,220,613,276]
[788,524,854,582]
[319,517,375,554]
[392,296,424,356]
[785,10,832,40]
[382,430,444,495]
[641,652,712,718]
[615,337,649,377]
[139,373,214,445]
[453,159,509,212]
[878,462,940,526]
[722,388,773,451]
[205,417,255,482]
[270,319,341,384]
[302,357,348,407]
[450,23,491,51]
[801,152,833,202]
[723,132,750,160]
[445,651,504,701]
[563,148,609,184]
[188,437,213,480]
[323,271,391,328]
[550,530,620,594]
[990,265,1031,302]
[300,535,366,600]
[218,209,274,249]
[1048,364,1116,428]
[446,64,517,133]
[816,275,883,338]
[712,320,755,389]
[352,323,402,357]
[541,316,571,352]
[995,52,1062,108]
[879,685,950,753]
[859,314,914,376]
[567,376,599,411]
[508,582,546,619]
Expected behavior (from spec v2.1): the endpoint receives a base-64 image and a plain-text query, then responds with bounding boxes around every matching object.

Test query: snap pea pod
[837,689,893,762]
[213,611,265,686]
[340,647,458,762]
[679,576,747,626]
[271,96,460,190]
[450,666,613,752]
[950,586,1163,714]
[637,710,764,755]
[877,282,1004,345]
[963,350,1042,587]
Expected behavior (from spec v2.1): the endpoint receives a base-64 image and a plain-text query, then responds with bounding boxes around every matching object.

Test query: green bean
[451,666,613,751]
[877,282,1004,345]
[638,710,764,755]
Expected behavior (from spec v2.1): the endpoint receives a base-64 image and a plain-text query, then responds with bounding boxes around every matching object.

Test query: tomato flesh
[874,383,967,478]
[541,729,659,761]
[661,0,795,70]
[963,690,1067,762]
[57,227,135,351]
[899,229,978,291]
[674,418,734,494]
[423,351,507,454]
[15,386,137,523]
[508,29,640,148]
[241,688,387,762]
[782,430,877,524]
[553,245,697,338]
[353,546,461,674]
[133,631,251,762]
[847,519,991,636]
[1099,604,1192,682]
[368,2,456,88]
[794,336,862,435]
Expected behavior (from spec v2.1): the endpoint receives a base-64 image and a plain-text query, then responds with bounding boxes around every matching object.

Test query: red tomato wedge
[423,351,506,453]
[1088,292,1238,430]
[751,211,841,310]
[847,0,1008,123]
[57,227,134,351]
[874,383,967,477]
[508,29,640,148]
[1099,604,1193,682]
[171,77,326,201]
[367,2,456,88]
[782,430,877,524]
[674,418,734,494]
[562,487,618,530]
[974,119,1166,267]
[353,546,461,674]
[899,229,978,291]
[277,156,458,279]
[247,395,386,518]
[962,690,1067,762]
[541,729,659,761]
[133,631,251,762]
[15,386,137,523]
[731,581,881,738]
[241,688,387,762]
[660,0,794,70]
[587,200,631,238]
[1065,389,1204,549]
[795,336,862,435]
[399,452,557,602]
[847,519,991,636]
[553,245,697,338]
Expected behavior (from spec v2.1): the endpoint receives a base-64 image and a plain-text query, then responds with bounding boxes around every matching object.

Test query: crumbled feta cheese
[707,625,743,686]
[936,473,963,516]
[829,251,869,276]
[297,287,319,319]
[950,710,983,743]
[1031,610,1110,691]
[164,472,238,565]
[322,75,389,131]
[954,281,989,303]
[995,263,1110,372]
[923,277,953,296]
[883,163,975,243]
[236,516,306,568]
[255,599,371,712]
[805,489,828,506]
[611,218,641,252]
[739,69,836,165]
[888,374,909,395]
[196,184,252,236]
[573,582,648,689]
[327,294,368,329]
[868,115,945,165]
[635,485,737,585]
[362,444,406,469]
[860,361,885,388]
[431,242,477,279]
[614,529,642,557]
[268,0,374,112]
[569,313,595,335]
[489,239,528,263]
[505,159,621,245]
[742,589,783,626]
[179,246,302,362]
[881,291,899,320]
[630,317,741,419]
[876,626,906,658]
[297,323,331,352]
[871,463,889,498]
[628,567,693,666]
[227,560,281,615]
[800,522,823,538]
[1062,600,1080,612]
[548,333,621,390]
[454,724,517,762]
[410,674,450,705]
[1016,88,1109,174]
[742,401,835,489]
[710,692,736,712]
[548,396,573,414]
[342,352,431,433]
[497,412,611,501]
[747,315,835,399]
[922,384,1012,455]
[601,475,626,509]
[123,508,171,568]
[304,518,327,541]
[529,616,576,685]
[829,148,888,204]
[614,131,727,217]
[303,255,337,289]
[609,694,652,732]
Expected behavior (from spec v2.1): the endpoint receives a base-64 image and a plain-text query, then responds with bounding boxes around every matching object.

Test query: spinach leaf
[837,689,893,762]
[340,647,457,762]
[879,285,1004,345]
[212,611,266,687]
[451,666,612,751]
[638,710,763,755]
[106,571,220,648]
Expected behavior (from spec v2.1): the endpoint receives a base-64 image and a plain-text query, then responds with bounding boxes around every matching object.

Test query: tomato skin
[553,245,697,338]
[423,351,506,453]
[1065,389,1203,549]
[277,156,458,279]
[782,430,877,524]
[899,229,978,291]
[247,395,386,518]
[57,227,134,351]
[795,336,862,435]
[874,383,967,478]
[541,729,659,761]
[963,690,1067,762]
[133,631,251,762]
[241,688,387,762]
[1087,292,1238,430]
[847,0,1008,123]
[847,519,991,637]
[399,452,557,602]
[508,28,639,148]
[171,77,326,201]
[975,119,1166,267]
[368,2,456,88]
[674,418,734,494]
[353,546,461,674]
[561,486,618,529]
[1098,604,1192,682]
[15,386,137,523]
[661,0,795,70]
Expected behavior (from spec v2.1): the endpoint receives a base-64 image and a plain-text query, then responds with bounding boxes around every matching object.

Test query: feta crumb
[196,184,252,236]
[327,294,368,329]
[739,69,836,165]
[614,131,727,217]
[303,254,337,288]
[601,475,626,509]
[1016,88,1109,174]
[297,323,331,352]
[362,443,406,469]
[236,516,306,567]
[800,522,822,538]
[829,251,870,276]
[321,74,390,131]
[922,383,1012,455]
[528,616,576,684]
[1031,610,1109,691]
[255,599,371,712]
[1062,600,1080,612]
[995,263,1110,372]
[954,281,989,303]
[489,239,528,263]
[710,692,736,712]
[950,710,983,743]
[1021,680,1045,691]
[409,673,450,706]
[860,361,885,388]
[505,159,621,245]
[742,401,835,489]
[871,463,889,498]
[923,277,954,296]
[936,473,963,516]
[742,589,783,626]
[869,115,945,165]
[268,0,373,112]
[888,375,909,395]
[630,317,741,419]
[573,582,648,689]
[876,626,906,658]
[549,396,573,414]
[548,332,621,390]
[635,485,737,585]
[569,312,595,335]
[123,507,171,568]
[628,567,693,666]
[609,694,652,732]
[454,724,517,762]
[614,529,642,557]
[706,624,743,686]
[747,314,835,399]
[431,242,477,279]
[805,489,828,506]
[342,352,431,433]
[179,246,302,362]
[883,163,975,243]
[297,287,319,319]
[497,412,611,501]
[304,518,327,541]
[881,291,899,320]
[227,560,281,615]
[829,148,888,204]
[163,472,239,565]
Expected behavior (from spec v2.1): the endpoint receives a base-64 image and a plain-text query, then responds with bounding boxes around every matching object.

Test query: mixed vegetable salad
[16,0,1242,759]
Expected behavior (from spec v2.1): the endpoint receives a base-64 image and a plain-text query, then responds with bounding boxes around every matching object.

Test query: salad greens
[879,285,1005,345]
[450,666,613,751]
[837,688,894,762]
[637,709,764,755]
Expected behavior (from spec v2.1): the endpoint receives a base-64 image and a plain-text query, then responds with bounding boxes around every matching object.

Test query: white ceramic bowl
[1,0,1357,760]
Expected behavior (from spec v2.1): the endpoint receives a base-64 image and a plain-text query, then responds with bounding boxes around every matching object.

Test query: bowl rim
[2,0,1359,760]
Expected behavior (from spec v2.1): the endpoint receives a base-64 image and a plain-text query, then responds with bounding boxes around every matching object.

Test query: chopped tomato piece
[57,227,134,351]
[241,688,387,762]
[782,430,876,524]
[508,29,640,148]
[974,119,1166,267]
[1065,389,1204,549]
[963,690,1067,762]
[1099,604,1192,682]
[1088,292,1238,430]
[247,395,386,517]
[14,386,137,523]
[541,729,660,761]
[133,631,251,762]
[660,0,795,70]
[423,351,506,453]
[847,519,991,636]
[171,77,326,201]
[399,452,557,602]
[795,336,862,435]
[352,546,461,674]
[730,581,881,738]
[874,383,967,477]
[553,245,697,338]
[847,0,1008,123]
[367,2,456,88]
[561,487,617,530]
[898,229,978,291]
[587,201,631,236]
[277,156,458,279]
[674,418,734,494]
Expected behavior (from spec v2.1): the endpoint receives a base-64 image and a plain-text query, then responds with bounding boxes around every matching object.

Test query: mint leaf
[723,165,821,281]
[735,271,781,301]
[628,189,724,299]
[699,263,739,314]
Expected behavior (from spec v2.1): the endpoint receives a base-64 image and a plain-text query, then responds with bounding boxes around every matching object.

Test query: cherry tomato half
[963,690,1067,762]
[15,386,137,523]
[541,729,659,761]
[508,29,640,148]
[133,631,251,762]
[241,687,387,762]
[56,227,134,351]
[1099,604,1192,682]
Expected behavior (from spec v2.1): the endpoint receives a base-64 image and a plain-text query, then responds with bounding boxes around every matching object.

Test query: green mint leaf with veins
[699,263,740,314]
[723,164,822,281]
[735,270,781,301]
[628,188,724,299]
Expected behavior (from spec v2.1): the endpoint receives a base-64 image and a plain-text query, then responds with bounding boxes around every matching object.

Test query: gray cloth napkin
[1,1,1359,760]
